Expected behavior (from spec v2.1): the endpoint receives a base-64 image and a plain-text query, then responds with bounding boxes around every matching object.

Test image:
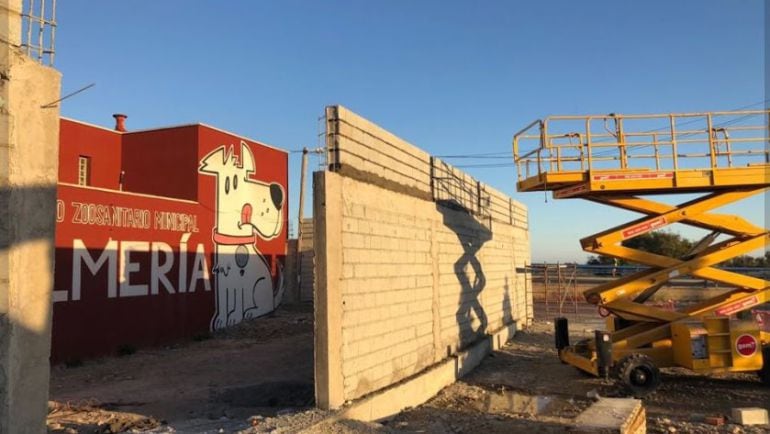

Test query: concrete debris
[731,407,769,426]
[571,397,645,434]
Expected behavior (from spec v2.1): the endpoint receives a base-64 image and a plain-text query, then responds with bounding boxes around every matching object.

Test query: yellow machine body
[671,318,763,373]
[513,110,770,382]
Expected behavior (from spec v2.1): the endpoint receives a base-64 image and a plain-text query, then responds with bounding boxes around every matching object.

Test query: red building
[53,115,289,363]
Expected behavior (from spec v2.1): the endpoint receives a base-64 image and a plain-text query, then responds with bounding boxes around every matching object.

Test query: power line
[436,155,511,159]
[453,162,515,169]
[580,100,770,158]
[590,111,765,158]
[592,99,770,142]
[436,151,510,158]
[436,99,770,163]
[305,99,769,171]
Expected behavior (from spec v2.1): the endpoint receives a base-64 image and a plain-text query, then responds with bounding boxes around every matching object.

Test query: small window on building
[78,156,91,186]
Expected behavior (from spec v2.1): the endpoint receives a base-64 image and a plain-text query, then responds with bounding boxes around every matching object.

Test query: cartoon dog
[199,142,285,330]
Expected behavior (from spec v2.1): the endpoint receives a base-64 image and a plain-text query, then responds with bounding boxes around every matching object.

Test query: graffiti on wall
[52,121,289,363]
[199,141,286,330]
[53,199,210,303]
[51,184,217,362]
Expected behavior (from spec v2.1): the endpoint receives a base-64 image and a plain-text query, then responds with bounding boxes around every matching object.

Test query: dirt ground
[379,321,770,434]
[48,304,317,433]
[48,308,770,433]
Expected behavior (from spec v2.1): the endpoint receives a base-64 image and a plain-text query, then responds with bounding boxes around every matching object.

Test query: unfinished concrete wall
[297,218,314,302]
[285,239,300,302]
[0,0,62,431]
[285,219,314,304]
[315,106,531,410]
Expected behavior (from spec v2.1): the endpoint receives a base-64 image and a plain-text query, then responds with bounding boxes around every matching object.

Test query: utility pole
[295,147,323,303]
[297,148,309,239]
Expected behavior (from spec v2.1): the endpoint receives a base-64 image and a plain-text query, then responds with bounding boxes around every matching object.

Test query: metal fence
[531,263,593,321]
[530,263,770,322]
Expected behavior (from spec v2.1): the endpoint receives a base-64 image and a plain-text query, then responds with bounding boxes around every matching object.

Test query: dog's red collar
[212,229,257,246]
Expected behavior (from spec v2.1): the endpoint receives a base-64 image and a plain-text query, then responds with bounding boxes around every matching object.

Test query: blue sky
[55,1,766,262]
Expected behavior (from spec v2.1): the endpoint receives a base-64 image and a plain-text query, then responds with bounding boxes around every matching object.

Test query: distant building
[52,114,289,363]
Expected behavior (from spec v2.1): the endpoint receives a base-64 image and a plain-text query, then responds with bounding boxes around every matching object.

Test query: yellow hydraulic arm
[513,108,770,335]
[581,188,769,314]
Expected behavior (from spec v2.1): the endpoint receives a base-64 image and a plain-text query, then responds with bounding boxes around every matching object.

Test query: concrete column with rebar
[0,0,61,432]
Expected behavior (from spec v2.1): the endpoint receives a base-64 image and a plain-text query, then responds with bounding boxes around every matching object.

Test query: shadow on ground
[48,305,315,433]
[391,321,770,433]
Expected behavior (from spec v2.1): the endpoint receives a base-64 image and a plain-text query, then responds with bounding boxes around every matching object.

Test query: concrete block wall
[285,239,299,302]
[285,219,315,304]
[316,106,531,409]
[326,105,432,199]
[298,219,315,302]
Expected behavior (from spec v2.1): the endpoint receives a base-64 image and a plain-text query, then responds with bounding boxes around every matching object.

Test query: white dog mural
[199,142,285,330]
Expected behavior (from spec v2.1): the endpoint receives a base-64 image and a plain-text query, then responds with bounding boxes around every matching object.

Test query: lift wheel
[615,354,661,397]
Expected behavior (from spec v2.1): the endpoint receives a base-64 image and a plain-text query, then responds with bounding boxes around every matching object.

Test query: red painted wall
[53,184,215,362]
[52,121,289,363]
[122,126,199,201]
[59,119,122,189]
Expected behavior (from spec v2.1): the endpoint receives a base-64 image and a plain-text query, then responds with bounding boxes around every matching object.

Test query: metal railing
[430,157,493,229]
[512,110,770,181]
[21,0,57,65]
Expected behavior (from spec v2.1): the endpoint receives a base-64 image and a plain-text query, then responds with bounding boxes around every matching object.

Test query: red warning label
[554,183,589,199]
[715,296,760,316]
[592,172,674,181]
[621,216,668,239]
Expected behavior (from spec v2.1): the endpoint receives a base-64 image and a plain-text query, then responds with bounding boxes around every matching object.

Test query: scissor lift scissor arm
[513,109,770,394]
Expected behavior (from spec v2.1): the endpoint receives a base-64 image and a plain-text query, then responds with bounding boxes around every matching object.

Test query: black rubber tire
[758,346,770,386]
[616,354,661,397]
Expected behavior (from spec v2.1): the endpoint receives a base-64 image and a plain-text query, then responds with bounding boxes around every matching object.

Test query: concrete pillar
[0,0,23,49]
[313,171,344,409]
[0,0,62,432]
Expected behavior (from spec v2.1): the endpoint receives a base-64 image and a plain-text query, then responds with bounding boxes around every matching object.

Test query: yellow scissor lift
[513,110,770,396]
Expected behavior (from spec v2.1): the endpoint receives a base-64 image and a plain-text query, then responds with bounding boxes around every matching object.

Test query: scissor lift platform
[513,110,770,395]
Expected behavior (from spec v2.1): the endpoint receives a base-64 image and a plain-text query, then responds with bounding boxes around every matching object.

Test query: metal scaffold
[531,263,581,320]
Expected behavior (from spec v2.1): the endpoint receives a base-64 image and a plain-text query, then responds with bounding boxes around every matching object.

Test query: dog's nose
[270,183,284,209]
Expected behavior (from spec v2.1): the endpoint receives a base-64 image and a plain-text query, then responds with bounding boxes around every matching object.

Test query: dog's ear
[240,141,255,174]
[199,146,227,174]
[227,144,235,165]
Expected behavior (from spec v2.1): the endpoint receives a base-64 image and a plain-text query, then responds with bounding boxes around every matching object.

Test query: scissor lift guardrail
[512,110,770,391]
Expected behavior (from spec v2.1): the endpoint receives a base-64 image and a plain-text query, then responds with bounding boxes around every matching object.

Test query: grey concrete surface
[0,1,62,432]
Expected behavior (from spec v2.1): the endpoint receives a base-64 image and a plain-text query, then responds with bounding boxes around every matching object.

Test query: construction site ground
[48,305,770,433]
[47,304,317,433]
